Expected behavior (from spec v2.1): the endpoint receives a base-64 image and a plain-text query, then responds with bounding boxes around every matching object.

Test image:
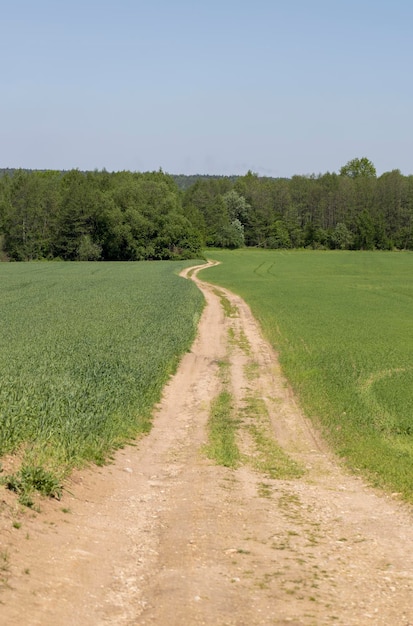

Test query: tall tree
[340,157,377,179]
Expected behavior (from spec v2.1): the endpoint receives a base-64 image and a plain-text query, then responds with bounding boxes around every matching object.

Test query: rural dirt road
[1,261,413,625]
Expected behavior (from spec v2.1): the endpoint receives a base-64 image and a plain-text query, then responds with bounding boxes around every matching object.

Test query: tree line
[0,169,202,261]
[1,158,412,261]
[182,158,413,251]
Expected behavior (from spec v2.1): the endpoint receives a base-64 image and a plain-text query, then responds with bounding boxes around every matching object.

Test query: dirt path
[1,262,413,625]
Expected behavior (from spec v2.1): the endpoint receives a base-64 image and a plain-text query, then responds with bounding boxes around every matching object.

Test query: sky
[1,0,413,177]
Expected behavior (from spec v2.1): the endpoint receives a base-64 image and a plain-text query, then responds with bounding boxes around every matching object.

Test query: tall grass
[200,250,413,499]
[0,261,204,481]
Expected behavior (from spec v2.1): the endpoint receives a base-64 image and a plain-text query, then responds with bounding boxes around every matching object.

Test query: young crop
[201,250,413,500]
[0,261,204,492]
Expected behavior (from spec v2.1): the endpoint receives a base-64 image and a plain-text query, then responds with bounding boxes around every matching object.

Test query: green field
[0,261,204,495]
[200,250,413,500]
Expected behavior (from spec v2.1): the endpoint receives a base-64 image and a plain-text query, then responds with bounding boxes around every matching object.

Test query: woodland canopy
[1,158,412,261]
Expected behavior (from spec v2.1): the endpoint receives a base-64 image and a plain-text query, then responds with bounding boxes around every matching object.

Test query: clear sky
[1,0,412,177]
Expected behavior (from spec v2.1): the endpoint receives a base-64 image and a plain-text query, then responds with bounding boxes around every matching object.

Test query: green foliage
[354,209,376,249]
[201,249,413,500]
[340,157,377,178]
[222,189,250,223]
[1,161,413,256]
[181,161,413,251]
[331,222,354,249]
[77,234,102,260]
[0,262,204,477]
[0,169,202,261]
[216,219,245,248]
[267,220,291,249]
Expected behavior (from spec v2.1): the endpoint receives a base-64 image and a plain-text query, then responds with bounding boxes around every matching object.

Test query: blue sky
[1,0,412,176]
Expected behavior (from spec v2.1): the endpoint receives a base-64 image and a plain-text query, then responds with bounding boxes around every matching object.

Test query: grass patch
[205,391,241,468]
[242,395,304,480]
[257,482,273,498]
[248,422,303,479]
[216,358,231,384]
[213,287,238,317]
[227,327,250,355]
[245,361,260,380]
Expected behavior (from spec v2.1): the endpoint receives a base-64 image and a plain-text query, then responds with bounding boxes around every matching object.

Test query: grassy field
[0,261,204,499]
[200,250,413,500]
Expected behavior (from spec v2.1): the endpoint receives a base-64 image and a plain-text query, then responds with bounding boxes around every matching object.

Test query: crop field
[0,261,204,497]
[200,250,413,499]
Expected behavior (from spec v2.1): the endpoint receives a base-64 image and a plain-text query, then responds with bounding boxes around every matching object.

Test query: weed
[19,494,35,509]
[0,551,10,572]
[216,359,230,384]
[3,465,62,505]
[257,482,272,498]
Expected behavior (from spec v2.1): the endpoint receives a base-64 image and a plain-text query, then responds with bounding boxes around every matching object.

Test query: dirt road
[1,262,413,625]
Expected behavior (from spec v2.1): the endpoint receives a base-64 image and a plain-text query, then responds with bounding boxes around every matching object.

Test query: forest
[0,157,412,261]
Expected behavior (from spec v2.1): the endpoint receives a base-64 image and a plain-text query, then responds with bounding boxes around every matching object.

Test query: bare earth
[1,262,413,626]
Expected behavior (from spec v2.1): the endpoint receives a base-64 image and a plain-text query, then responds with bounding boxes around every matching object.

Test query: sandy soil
[1,261,413,626]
